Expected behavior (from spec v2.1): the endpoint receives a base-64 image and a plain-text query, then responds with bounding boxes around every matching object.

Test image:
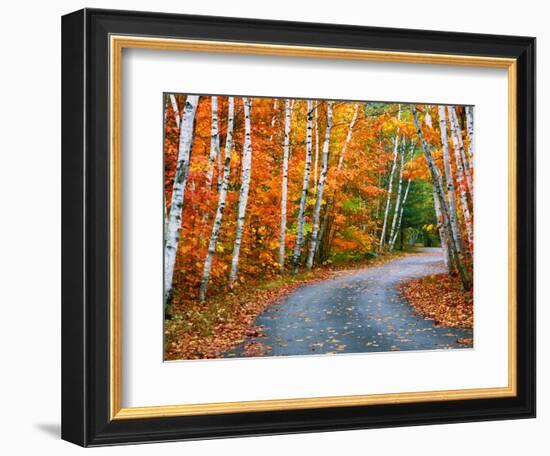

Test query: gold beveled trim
[507,61,518,395]
[114,386,514,419]
[109,35,518,420]
[110,36,122,420]
[112,35,515,68]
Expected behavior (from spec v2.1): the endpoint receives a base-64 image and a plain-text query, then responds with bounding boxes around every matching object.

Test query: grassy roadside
[164,251,409,360]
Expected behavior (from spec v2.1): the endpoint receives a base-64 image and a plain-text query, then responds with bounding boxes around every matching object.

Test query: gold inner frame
[109,35,518,420]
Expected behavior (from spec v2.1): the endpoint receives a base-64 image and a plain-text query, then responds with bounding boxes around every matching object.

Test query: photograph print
[163,94,474,361]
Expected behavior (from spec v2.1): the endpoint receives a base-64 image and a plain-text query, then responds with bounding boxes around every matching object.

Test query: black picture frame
[62,7,535,447]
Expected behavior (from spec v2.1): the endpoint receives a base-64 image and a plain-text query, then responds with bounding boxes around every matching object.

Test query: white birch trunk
[306,101,334,269]
[313,104,320,186]
[447,107,474,250]
[205,96,220,188]
[465,105,474,170]
[379,104,401,250]
[163,96,169,230]
[278,99,292,272]
[389,140,416,250]
[163,95,199,312]
[432,185,452,272]
[271,99,279,127]
[448,106,473,197]
[388,138,405,251]
[229,97,253,284]
[390,178,411,249]
[424,105,433,128]
[199,97,235,301]
[438,105,463,253]
[292,100,314,274]
[336,103,359,169]
[269,99,279,142]
[169,94,180,129]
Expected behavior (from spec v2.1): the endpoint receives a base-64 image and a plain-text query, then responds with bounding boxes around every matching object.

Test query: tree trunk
[307,101,334,269]
[447,107,474,250]
[336,103,359,169]
[424,105,432,128]
[278,99,292,273]
[292,100,314,274]
[390,178,411,250]
[379,104,401,250]
[229,97,253,284]
[169,94,181,129]
[205,96,220,188]
[163,95,170,228]
[465,105,474,170]
[197,96,222,243]
[313,104,320,187]
[271,99,279,126]
[269,99,279,142]
[372,172,382,239]
[412,106,472,290]
[163,95,199,314]
[199,97,235,301]
[448,106,473,198]
[432,185,452,272]
[388,138,405,252]
[438,105,463,253]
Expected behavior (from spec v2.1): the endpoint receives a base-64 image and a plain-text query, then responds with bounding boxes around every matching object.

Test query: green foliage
[341,196,362,214]
[401,181,440,247]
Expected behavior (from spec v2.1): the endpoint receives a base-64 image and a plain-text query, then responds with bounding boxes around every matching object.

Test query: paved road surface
[224,248,473,358]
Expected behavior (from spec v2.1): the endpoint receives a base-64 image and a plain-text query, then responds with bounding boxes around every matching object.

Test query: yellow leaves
[423,223,436,234]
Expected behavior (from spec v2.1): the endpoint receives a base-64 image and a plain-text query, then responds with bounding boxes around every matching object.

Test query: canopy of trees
[163,96,474,316]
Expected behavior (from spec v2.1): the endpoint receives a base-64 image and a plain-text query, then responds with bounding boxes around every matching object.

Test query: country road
[224,248,473,358]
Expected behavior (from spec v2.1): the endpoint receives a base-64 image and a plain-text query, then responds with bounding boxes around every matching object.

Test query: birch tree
[169,94,181,129]
[269,98,279,142]
[412,106,472,290]
[379,104,401,250]
[271,99,279,127]
[307,100,334,270]
[448,106,473,197]
[229,97,253,284]
[389,177,411,251]
[163,96,170,228]
[278,99,292,272]
[313,104,320,186]
[205,96,220,188]
[197,96,222,243]
[424,105,432,128]
[199,97,235,301]
[432,185,452,272]
[163,95,199,314]
[388,138,405,251]
[438,105,463,253]
[447,107,474,250]
[292,100,314,274]
[336,103,359,169]
[465,105,474,170]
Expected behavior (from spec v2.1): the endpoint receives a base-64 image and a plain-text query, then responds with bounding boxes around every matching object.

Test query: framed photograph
[61,8,535,446]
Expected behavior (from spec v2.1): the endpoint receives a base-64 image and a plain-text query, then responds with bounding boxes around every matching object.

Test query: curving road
[224,248,473,358]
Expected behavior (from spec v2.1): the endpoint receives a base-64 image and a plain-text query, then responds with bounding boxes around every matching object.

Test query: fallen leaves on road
[243,341,271,357]
[400,273,473,329]
[457,337,474,345]
[165,252,408,360]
